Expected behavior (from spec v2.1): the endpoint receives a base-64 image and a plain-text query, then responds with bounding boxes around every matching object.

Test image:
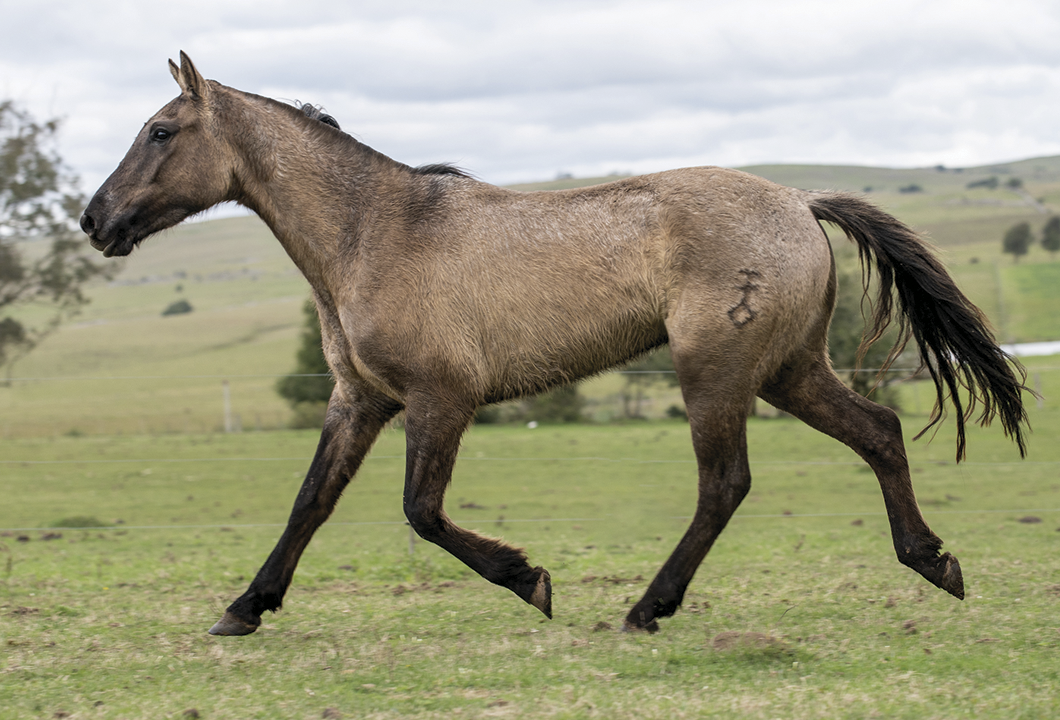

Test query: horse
[81,53,1028,636]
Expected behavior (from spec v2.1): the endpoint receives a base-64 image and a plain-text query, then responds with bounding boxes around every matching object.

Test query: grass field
[2,385,1059,718]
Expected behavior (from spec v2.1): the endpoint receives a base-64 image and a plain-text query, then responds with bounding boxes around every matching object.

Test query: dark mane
[413,163,471,178]
[294,102,470,179]
[297,102,342,131]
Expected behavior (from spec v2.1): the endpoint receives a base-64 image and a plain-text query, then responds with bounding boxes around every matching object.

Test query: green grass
[1,402,1058,718]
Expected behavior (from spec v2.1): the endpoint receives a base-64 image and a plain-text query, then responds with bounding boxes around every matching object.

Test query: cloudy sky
[3,0,1060,197]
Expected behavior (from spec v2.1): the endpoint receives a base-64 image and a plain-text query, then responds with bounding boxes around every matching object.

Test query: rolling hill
[5,157,1059,437]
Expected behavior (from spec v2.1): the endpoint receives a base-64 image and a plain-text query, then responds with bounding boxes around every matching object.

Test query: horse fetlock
[207,588,280,635]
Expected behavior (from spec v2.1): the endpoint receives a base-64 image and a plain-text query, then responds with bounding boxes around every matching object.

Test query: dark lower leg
[210,393,401,635]
[402,404,552,618]
[412,510,553,617]
[761,361,964,599]
[626,409,752,632]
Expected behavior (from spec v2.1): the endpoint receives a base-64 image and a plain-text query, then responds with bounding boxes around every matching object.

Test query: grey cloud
[4,0,1060,191]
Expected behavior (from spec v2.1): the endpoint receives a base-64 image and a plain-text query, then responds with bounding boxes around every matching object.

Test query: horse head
[81,52,234,257]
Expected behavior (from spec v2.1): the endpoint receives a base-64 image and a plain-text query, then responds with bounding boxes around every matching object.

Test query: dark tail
[807,191,1029,461]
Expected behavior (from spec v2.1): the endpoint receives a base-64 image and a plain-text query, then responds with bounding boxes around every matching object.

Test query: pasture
[3,395,1059,718]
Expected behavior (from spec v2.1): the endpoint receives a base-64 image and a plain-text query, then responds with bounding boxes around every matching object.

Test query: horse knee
[707,465,751,508]
[733,468,752,501]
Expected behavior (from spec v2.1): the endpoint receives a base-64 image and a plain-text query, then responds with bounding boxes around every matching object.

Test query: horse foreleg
[209,388,402,635]
[401,398,552,619]
[759,357,964,599]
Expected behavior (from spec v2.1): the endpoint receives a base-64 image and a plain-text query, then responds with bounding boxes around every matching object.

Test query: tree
[0,101,116,375]
[966,176,999,190]
[827,249,907,409]
[1002,222,1032,263]
[523,384,586,423]
[161,299,193,316]
[620,347,679,419]
[276,298,334,427]
[1042,216,1060,258]
[474,383,587,425]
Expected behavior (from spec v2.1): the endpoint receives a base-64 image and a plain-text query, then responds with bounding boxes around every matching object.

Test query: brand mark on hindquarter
[727,269,761,327]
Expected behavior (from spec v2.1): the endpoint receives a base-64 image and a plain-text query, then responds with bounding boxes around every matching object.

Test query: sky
[3,0,1060,199]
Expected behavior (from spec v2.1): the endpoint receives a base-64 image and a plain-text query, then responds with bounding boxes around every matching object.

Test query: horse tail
[806,191,1029,461]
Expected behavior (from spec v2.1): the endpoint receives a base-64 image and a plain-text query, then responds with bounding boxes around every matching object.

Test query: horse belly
[471,278,668,403]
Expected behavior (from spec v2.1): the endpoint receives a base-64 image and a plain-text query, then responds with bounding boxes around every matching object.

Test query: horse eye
[151,128,172,143]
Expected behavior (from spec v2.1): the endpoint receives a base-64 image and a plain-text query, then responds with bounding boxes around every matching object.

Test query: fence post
[223,380,233,433]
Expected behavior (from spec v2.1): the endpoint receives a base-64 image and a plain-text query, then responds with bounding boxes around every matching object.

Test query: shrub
[161,299,193,316]
[47,516,110,528]
[966,176,999,190]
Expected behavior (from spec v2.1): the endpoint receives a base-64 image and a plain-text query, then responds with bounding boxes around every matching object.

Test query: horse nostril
[79,213,96,235]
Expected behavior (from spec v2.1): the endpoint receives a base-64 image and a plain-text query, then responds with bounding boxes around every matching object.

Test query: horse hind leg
[759,356,964,599]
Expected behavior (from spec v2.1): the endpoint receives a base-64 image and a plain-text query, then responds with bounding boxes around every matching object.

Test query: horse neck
[224,94,396,285]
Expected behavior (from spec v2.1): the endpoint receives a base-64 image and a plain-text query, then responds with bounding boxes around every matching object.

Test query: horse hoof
[621,619,660,634]
[936,552,964,600]
[208,611,260,636]
[529,567,552,619]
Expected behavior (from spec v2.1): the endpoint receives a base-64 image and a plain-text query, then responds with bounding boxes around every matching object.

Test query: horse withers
[81,53,1029,636]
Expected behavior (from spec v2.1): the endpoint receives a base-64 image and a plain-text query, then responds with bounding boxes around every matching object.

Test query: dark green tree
[523,384,586,423]
[1002,222,1032,263]
[620,347,678,419]
[1041,216,1060,258]
[276,299,334,426]
[827,249,907,408]
[0,101,116,376]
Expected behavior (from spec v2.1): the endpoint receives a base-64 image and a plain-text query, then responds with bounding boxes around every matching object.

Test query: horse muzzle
[80,198,141,258]
[81,215,130,258]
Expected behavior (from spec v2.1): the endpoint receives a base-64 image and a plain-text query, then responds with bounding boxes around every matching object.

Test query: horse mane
[297,103,342,130]
[293,101,471,179]
[412,163,471,178]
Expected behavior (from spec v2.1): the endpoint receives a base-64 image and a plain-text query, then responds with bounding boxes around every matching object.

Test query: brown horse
[81,53,1028,636]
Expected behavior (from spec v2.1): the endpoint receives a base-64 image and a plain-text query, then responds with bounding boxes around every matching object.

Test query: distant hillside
[510,156,1060,251]
[509,155,1060,194]
[6,156,1058,437]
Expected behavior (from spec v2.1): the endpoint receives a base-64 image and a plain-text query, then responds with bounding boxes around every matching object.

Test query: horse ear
[168,51,210,101]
